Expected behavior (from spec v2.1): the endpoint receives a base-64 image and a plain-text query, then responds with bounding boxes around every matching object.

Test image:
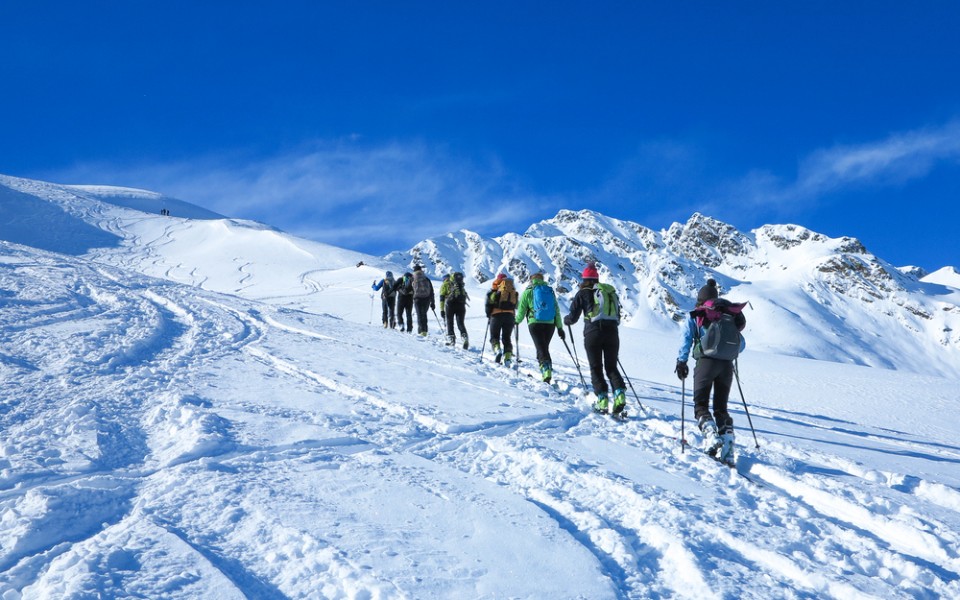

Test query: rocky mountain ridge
[386,209,960,376]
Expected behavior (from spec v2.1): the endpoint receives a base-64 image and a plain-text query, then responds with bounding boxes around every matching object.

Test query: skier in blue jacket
[676,279,746,465]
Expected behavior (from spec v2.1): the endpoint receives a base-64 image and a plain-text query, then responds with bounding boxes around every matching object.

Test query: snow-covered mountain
[388,209,960,377]
[2,173,960,598]
[925,265,960,289]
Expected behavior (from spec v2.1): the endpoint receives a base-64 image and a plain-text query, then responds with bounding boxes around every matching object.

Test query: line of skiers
[374,264,746,465]
[372,266,435,336]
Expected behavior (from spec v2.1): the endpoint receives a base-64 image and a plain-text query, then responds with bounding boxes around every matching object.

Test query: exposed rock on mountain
[387,209,960,376]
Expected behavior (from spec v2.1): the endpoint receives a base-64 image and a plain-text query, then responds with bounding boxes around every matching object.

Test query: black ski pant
[414,298,432,335]
[489,313,515,354]
[583,322,624,396]
[381,295,397,327]
[692,357,735,434]
[444,301,467,341]
[527,322,555,367]
[396,295,414,332]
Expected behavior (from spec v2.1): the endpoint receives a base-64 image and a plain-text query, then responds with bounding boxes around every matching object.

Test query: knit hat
[696,279,719,304]
[413,265,423,272]
[582,262,599,280]
[495,273,507,282]
[530,272,544,280]
[385,271,393,278]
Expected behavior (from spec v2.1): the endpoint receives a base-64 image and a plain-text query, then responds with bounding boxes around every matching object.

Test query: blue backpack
[531,284,556,322]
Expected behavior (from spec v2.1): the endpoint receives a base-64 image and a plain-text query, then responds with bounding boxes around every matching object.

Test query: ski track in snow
[1,246,959,598]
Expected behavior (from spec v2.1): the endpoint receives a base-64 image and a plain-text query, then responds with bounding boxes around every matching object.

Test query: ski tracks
[5,253,959,598]
[0,253,264,595]
[230,314,960,598]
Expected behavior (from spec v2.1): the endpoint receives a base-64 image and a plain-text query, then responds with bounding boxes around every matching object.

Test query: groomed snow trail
[2,244,959,598]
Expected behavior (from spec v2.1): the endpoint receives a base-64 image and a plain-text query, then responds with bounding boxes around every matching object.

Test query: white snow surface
[924,266,960,290]
[1,174,960,599]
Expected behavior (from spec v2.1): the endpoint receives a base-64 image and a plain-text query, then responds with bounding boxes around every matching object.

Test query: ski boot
[593,392,609,415]
[540,361,552,384]
[611,388,627,417]
[503,352,513,367]
[718,432,736,466]
[698,417,723,457]
[493,343,503,363]
[462,335,469,350]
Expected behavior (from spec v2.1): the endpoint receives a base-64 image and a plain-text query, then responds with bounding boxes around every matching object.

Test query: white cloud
[798,120,960,193]
[733,120,960,209]
[39,140,551,254]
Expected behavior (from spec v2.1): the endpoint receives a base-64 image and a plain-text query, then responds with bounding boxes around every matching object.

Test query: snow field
[2,176,960,598]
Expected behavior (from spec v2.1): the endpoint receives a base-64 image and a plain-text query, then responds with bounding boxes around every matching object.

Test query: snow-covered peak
[391,209,960,377]
[664,213,753,269]
[924,266,960,289]
[527,209,661,252]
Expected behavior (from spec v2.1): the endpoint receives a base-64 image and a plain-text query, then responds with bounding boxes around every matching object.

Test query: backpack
[487,279,518,315]
[693,299,745,361]
[447,272,468,303]
[412,273,432,299]
[382,275,396,298]
[497,279,518,310]
[586,283,619,323]
[398,274,414,296]
[531,284,557,322]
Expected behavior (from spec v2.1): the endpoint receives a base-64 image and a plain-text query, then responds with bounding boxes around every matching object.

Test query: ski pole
[680,377,687,453]
[569,323,582,369]
[560,335,587,390]
[479,317,490,363]
[432,307,444,331]
[514,324,521,374]
[734,360,760,449]
[369,294,375,325]
[617,358,645,412]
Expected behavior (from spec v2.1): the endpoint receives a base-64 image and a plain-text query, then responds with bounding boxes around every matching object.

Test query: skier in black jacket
[394,271,415,333]
[563,263,626,416]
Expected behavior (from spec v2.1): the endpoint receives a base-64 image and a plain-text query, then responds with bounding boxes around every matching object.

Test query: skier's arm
[563,290,584,327]
[677,318,697,362]
[514,290,530,324]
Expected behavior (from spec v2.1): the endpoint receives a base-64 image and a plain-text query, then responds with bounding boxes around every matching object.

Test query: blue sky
[2,2,959,271]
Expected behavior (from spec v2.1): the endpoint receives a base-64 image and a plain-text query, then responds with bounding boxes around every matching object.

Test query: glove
[431,303,436,311]
[675,360,689,380]
[557,328,566,341]
[563,316,572,327]
[441,310,446,319]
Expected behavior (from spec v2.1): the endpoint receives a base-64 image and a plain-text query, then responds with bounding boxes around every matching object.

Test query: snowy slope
[924,266,960,290]
[2,174,960,598]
